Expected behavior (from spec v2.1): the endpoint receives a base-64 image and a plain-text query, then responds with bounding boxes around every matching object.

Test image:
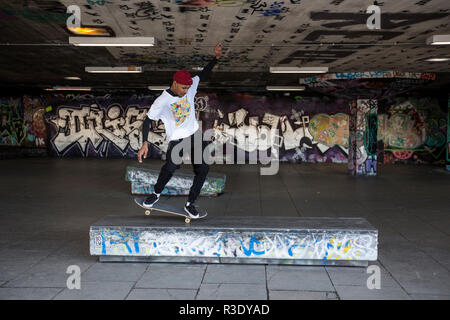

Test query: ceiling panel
[0,0,449,90]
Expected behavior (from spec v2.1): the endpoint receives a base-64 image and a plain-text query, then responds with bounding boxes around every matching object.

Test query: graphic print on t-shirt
[170,96,190,126]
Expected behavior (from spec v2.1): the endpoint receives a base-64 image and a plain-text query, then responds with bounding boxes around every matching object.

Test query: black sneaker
[143,193,160,208]
[184,202,200,219]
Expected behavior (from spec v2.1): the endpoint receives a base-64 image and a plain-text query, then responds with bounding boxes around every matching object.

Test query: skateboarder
[137,42,222,218]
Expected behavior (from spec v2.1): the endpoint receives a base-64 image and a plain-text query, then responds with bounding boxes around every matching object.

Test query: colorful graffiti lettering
[0,96,48,149]
[92,228,378,262]
[380,97,447,165]
[48,105,148,157]
[0,99,26,146]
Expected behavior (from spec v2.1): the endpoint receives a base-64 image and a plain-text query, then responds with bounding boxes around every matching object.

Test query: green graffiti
[0,103,27,146]
[364,113,378,156]
[1,8,68,24]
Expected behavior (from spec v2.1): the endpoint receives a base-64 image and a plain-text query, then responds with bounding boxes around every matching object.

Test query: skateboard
[134,197,207,224]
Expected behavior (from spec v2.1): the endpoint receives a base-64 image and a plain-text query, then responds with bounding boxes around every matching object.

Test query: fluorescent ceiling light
[52,86,91,91]
[85,66,142,73]
[270,67,328,73]
[69,37,155,47]
[266,86,305,91]
[64,76,81,80]
[425,57,450,62]
[148,86,169,90]
[426,35,450,45]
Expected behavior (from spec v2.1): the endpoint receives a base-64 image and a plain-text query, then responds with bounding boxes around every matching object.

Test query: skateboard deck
[134,197,207,224]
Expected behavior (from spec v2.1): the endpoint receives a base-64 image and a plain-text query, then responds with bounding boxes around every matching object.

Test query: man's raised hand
[214,42,222,59]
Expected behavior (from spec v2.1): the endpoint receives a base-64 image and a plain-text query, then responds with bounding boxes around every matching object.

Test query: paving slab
[135,263,206,289]
[53,281,135,300]
[269,290,338,300]
[0,260,40,282]
[82,263,149,282]
[267,266,335,292]
[0,287,62,300]
[126,288,197,300]
[202,264,266,284]
[397,279,450,296]
[326,263,400,288]
[335,285,411,300]
[4,256,94,288]
[196,283,267,300]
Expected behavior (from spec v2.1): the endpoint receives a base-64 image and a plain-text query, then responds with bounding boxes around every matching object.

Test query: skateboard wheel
[185,218,190,224]
[145,210,151,216]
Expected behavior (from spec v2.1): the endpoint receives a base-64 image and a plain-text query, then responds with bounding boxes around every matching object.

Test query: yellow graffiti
[308,113,349,148]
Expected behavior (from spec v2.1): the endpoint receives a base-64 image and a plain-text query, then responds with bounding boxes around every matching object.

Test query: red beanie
[173,69,193,85]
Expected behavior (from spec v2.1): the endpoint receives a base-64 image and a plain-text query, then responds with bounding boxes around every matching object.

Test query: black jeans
[154,133,209,203]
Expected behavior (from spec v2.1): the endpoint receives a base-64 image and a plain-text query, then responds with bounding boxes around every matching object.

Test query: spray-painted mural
[207,94,350,163]
[0,93,447,166]
[0,96,47,149]
[42,92,352,162]
[47,98,149,157]
[44,93,212,158]
[378,97,447,166]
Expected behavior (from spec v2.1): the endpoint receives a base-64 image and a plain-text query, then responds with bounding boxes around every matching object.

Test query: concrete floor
[0,158,450,300]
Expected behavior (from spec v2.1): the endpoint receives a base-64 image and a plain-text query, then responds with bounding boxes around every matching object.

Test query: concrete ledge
[90,216,377,267]
[125,166,226,196]
[98,256,369,267]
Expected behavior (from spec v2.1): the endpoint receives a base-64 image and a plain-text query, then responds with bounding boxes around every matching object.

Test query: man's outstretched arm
[198,42,222,82]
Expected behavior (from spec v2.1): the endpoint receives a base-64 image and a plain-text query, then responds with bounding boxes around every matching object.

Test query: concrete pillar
[447,97,450,171]
[348,99,378,176]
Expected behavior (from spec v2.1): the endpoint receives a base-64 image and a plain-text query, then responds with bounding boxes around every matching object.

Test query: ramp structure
[90,216,378,267]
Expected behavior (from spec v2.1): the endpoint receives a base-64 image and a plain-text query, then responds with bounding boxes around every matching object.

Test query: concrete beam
[126,166,226,196]
[90,216,378,267]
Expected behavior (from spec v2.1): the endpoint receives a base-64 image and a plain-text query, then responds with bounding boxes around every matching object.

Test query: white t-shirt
[147,76,200,141]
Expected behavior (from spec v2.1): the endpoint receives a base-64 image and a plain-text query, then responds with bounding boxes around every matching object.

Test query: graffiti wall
[0,96,47,149]
[44,94,152,157]
[378,97,447,166]
[39,92,353,162]
[0,93,447,166]
[205,93,350,163]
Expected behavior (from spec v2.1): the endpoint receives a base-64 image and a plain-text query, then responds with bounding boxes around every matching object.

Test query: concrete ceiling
[0,0,449,92]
